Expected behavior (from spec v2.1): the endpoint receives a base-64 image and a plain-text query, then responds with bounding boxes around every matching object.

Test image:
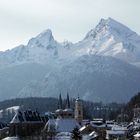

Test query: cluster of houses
[1,95,140,139]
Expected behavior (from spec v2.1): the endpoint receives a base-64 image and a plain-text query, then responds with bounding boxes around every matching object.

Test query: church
[9,109,48,137]
[43,93,83,137]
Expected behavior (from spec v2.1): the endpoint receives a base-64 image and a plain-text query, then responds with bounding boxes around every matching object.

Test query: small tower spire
[58,93,63,109]
[66,92,70,109]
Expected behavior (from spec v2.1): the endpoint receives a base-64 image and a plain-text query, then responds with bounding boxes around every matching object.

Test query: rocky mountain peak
[84,17,136,40]
[27,29,56,48]
[37,29,53,40]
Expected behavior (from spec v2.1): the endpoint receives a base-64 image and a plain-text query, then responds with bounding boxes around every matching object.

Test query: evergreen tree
[71,127,82,140]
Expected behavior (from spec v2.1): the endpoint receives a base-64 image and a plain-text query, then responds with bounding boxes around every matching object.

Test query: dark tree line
[0,97,123,122]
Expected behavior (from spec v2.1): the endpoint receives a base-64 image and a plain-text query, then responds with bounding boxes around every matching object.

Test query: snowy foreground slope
[0,18,140,102]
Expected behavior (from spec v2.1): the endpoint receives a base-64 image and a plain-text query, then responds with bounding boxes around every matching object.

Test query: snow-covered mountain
[1,18,140,66]
[0,18,140,102]
[83,18,140,64]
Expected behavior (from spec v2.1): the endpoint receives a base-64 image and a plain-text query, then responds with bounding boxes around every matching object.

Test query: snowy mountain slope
[0,63,50,100]
[81,18,140,63]
[0,29,75,68]
[1,18,140,67]
[0,30,57,67]
[18,55,140,103]
[0,18,140,102]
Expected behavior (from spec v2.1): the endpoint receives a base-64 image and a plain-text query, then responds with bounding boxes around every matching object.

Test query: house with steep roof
[9,109,47,137]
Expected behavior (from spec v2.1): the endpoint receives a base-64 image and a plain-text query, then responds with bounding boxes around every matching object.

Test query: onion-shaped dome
[55,109,63,114]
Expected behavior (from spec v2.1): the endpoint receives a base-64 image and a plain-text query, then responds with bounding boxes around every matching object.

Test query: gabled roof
[10,109,42,124]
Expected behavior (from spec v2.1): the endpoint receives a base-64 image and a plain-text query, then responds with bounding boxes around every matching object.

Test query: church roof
[55,109,63,113]
[10,109,43,124]
[56,118,79,132]
[63,108,73,113]
[45,118,80,133]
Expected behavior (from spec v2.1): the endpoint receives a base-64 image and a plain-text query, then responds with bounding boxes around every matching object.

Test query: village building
[106,125,128,140]
[89,118,107,139]
[79,124,98,139]
[80,124,95,135]
[9,109,48,137]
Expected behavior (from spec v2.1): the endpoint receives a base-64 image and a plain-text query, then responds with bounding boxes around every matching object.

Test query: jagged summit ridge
[83,18,140,63]
[84,17,138,40]
[27,29,58,49]
[0,18,140,67]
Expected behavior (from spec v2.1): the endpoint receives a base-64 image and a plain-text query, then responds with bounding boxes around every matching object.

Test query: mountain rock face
[0,18,140,102]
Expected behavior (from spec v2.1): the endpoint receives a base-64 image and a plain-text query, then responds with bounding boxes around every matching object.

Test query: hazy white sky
[0,0,140,51]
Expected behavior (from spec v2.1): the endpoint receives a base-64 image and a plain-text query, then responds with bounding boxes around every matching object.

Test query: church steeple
[66,92,70,109]
[74,96,83,124]
[58,93,63,109]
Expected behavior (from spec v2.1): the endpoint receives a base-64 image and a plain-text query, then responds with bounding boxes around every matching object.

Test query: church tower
[58,93,63,109]
[65,92,70,109]
[74,96,83,124]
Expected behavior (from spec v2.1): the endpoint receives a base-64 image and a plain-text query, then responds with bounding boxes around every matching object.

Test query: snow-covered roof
[10,114,20,124]
[134,132,140,138]
[56,132,72,137]
[106,125,127,136]
[90,121,107,128]
[2,137,19,140]
[79,125,86,132]
[63,108,73,112]
[56,118,80,132]
[106,130,126,135]
[45,118,80,133]
[6,106,20,113]
[112,125,127,131]
[55,109,63,113]
[10,109,43,124]
[56,132,72,140]
[89,131,98,138]
[90,119,104,127]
